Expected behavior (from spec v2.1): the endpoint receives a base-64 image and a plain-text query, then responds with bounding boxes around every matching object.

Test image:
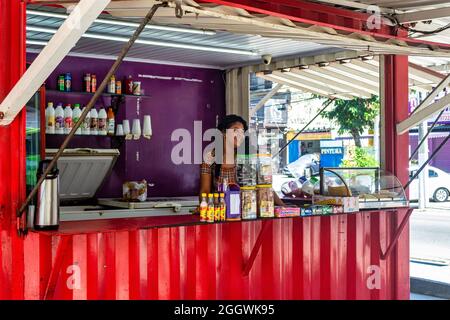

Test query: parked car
[409,166,450,202]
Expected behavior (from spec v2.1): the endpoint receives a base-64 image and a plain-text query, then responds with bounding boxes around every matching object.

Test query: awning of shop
[255,55,445,100]
[3,0,450,126]
[32,0,450,58]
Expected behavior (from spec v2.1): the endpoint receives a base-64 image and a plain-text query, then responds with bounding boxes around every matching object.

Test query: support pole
[17,4,166,229]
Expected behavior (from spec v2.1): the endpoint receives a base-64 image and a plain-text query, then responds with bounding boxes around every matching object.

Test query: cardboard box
[313,195,359,213]
[274,207,301,218]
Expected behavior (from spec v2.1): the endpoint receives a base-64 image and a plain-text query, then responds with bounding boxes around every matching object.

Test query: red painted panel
[4,212,411,300]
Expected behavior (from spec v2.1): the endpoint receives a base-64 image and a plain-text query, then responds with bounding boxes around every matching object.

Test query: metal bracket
[242,220,271,276]
[380,208,414,260]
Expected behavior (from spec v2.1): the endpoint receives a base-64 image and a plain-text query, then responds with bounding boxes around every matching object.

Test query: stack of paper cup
[116,124,124,136]
[132,119,141,140]
[143,115,152,140]
[123,120,131,140]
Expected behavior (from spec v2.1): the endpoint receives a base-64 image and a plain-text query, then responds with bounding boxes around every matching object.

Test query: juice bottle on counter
[107,107,115,136]
[81,107,90,135]
[98,107,107,136]
[214,193,220,222]
[219,193,226,221]
[64,104,73,134]
[46,102,55,134]
[72,104,82,135]
[90,107,99,135]
[199,193,208,222]
[207,194,215,223]
[55,103,64,134]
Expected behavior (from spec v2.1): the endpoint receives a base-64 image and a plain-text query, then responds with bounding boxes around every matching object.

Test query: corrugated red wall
[18,212,408,300]
[0,0,410,300]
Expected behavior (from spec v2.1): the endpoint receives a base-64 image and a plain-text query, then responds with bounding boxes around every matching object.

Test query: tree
[323,96,379,148]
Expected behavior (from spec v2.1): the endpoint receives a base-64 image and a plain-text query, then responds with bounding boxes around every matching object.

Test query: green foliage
[322,96,380,147]
[341,147,379,168]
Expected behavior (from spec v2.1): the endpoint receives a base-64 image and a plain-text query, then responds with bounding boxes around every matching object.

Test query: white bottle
[64,104,73,134]
[82,107,91,135]
[98,108,107,136]
[55,103,64,135]
[45,102,55,134]
[90,108,98,135]
[72,104,82,135]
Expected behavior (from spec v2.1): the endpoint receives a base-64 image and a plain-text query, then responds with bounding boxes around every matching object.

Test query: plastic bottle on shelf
[107,107,115,136]
[98,107,107,136]
[91,74,97,93]
[72,104,82,135]
[108,75,116,94]
[81,107,90,135]
[64,104,73,134]
[55,103,64,134]
[46,102,55,134]
[90,107,98,135]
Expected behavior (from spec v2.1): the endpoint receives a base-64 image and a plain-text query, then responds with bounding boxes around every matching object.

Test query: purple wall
[28,54,225,198]
[410,135,450,173]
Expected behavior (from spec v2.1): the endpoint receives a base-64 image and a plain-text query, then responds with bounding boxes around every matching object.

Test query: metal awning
[33,0,450,58]
[256,55,445,100]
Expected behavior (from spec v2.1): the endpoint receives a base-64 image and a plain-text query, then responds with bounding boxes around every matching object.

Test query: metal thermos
[35,160,60,230]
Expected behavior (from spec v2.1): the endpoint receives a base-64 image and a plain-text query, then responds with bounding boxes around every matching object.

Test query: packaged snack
[257,154,273,185]
[236,154,257,186]
[332,206,344,214]
[311,205,323,216]
[321,205,333,215]
[301,207,313,217]
[274,206,301,218]
[313,195,359,213]
[225,184,241,221]
[241,186,257,220]
[123,180,147,202]
[257,184,274,218]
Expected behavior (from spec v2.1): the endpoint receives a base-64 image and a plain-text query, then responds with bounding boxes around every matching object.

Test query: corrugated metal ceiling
[26,4,334,69]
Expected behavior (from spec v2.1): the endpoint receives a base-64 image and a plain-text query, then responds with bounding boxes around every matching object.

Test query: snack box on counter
[274,206,301,218]
[312,195,359,213]
[300,205,343,217]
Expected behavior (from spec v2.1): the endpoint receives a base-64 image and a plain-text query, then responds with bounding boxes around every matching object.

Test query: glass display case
[319,167,408,209]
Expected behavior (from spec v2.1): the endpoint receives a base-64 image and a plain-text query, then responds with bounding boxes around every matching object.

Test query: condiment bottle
[98,107,107,136]
[72,104,82,135]
[45,102,55,134]
[199,193,208,222]
[214,193,220,222]
[90,107,99,135]
[108,75,116,94]
[55,103,64,134]
[125,75,133,94]
[81,107,90,135]
[107,107,115,136]
[64,73,72,92]
[91,74,97,93]
[116,80,122,95]
[207,194,215,223]
[63,104,73,134]
[84,73,91,93]
[219,193,226,221]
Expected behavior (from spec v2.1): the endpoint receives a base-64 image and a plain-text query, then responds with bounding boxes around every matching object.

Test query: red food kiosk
[1,0,447,300]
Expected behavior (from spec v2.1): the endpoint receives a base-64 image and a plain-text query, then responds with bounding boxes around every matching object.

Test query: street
[410,204,450,285]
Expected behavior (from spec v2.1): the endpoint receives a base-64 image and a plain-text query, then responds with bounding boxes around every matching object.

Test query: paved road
[410,204,450,284]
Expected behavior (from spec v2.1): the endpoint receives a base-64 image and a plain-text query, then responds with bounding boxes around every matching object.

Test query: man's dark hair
[217,114,248,132]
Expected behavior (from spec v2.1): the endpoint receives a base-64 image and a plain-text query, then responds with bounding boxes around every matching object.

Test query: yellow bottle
[199,193,208,222]
[219,193,226,221]
[207,194,215,223]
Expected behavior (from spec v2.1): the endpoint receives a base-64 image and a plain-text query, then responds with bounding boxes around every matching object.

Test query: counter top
[31,207,409,236]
